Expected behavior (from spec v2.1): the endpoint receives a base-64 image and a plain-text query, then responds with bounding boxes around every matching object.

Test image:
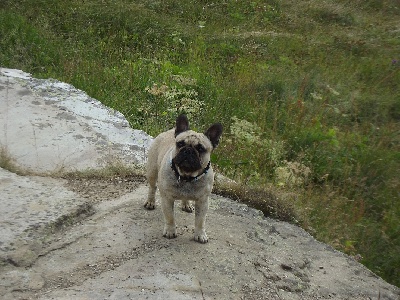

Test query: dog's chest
[170,180,205,199]
[159,173,212,200]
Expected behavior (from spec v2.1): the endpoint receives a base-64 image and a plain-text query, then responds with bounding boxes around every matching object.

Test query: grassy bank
[1,0,399,286]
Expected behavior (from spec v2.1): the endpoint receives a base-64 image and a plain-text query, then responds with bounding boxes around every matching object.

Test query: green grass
[1,0,399,287]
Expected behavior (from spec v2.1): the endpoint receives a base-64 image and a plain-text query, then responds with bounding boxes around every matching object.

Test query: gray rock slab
[0,68,152,174]
[0,167,91,267]
[1,183,398,300]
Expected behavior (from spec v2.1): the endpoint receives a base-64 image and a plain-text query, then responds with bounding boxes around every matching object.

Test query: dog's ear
[175,114,190,137]
[205,123,223,148]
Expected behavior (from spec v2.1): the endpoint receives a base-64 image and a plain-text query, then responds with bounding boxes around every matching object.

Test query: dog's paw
[163,226,177,239]
[194,232,208,243]
[144,201,155,210]
[181,203,194,213]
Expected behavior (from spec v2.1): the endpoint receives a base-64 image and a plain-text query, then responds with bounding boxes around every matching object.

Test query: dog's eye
[196,144,206,153]
[176,141,186,148]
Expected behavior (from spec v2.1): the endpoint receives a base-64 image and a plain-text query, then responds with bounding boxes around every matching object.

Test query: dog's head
[172,114,223,177]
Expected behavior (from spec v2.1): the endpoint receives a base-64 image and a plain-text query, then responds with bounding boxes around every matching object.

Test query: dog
[144,114,223,243]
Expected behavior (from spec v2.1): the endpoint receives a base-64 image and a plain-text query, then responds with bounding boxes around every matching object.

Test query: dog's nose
[183,147,195,155]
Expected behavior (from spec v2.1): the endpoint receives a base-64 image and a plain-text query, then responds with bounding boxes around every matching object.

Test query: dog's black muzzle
[173,146,202,173]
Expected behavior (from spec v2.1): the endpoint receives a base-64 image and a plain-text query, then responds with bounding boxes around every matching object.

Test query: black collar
[171,160,211,183]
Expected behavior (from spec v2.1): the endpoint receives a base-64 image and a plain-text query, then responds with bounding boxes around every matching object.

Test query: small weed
[0,147,24,175]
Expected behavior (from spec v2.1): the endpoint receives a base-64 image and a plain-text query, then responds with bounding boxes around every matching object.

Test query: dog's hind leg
[181,200,194,213]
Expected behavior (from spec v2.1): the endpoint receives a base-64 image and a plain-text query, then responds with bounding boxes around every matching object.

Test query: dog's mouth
[173,147,202,174]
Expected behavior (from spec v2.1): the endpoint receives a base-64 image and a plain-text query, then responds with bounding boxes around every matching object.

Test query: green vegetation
[1,0,399,286]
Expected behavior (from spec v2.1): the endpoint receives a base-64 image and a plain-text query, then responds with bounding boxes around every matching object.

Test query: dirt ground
[1,175,399,300]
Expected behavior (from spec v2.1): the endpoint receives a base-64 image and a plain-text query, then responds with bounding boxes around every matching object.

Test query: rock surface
[0,68,151,174]
[0,68,399,299]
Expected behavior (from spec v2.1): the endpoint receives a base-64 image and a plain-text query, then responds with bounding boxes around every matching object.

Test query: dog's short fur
[144,115,223,243]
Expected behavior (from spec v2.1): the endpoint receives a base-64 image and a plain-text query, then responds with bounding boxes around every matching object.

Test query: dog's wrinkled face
[173,131,212,175]
[172,115,223,177]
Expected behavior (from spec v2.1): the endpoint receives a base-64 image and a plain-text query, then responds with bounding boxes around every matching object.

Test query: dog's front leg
[194,197,209,243]
[144,184,156,210]
[161,195,177,238]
